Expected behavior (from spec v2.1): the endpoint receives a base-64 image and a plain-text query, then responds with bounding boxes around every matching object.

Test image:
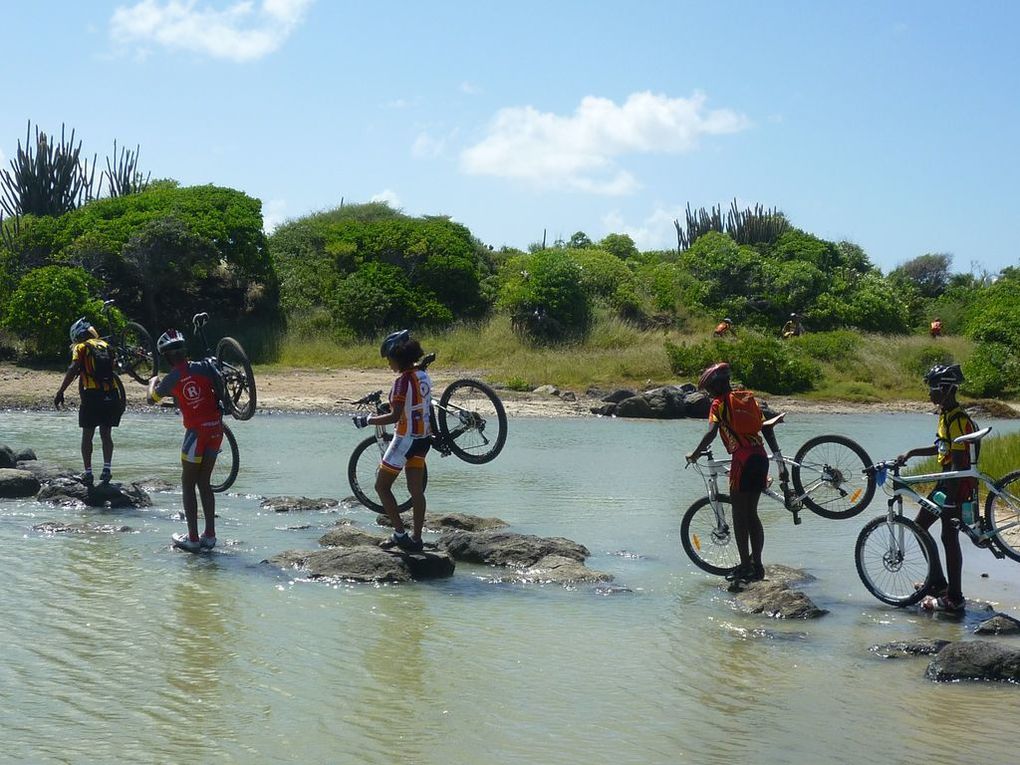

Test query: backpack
[86,340,116,386]
[720,390,763,436]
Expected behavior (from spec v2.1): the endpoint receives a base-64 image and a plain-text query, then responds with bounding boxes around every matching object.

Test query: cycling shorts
[730,445,769,493]
[181,422,223,464]
[79,389,123,429]
[380,435,431,475]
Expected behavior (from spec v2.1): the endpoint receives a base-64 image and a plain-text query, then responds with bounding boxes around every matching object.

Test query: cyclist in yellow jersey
[53,318,124,486]
[896,364,976,613]
[352,330,432,552]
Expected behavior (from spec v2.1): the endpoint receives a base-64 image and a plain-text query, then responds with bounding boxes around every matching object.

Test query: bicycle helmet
[157,329,186,355]
[69,317,93,342]
[380,329,410,358]
[923,363,964,390]
[698,362,731,391]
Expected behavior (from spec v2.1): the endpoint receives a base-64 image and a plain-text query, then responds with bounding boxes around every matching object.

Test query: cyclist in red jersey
[147,328,224,553]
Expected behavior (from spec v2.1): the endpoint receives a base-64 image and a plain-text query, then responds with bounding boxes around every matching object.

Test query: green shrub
[665,331,820,394]
[790,330,861,362]
[904,344,956,378]
[2,265,104,359]
[963,342,1018,398]
[499,249,592,343]
[504,376,533,392]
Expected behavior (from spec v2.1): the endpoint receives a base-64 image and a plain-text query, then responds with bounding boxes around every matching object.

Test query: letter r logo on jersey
[183,381,201,402]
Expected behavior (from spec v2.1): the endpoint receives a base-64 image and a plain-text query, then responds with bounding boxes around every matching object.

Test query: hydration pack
[86,340,116,385]
[720,390,763,436]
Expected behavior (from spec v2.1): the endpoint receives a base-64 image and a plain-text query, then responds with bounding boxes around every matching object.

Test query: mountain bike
[98,299,157,384]
[192,312,257,421]
[855,426,1020,606]
[682,428,875,575]
[210,423,239,493]
[347,352,508,513]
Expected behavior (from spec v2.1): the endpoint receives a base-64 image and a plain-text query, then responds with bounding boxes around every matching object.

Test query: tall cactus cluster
[674,198,790,252]
[0,121,99,219]
[106,140,151,198]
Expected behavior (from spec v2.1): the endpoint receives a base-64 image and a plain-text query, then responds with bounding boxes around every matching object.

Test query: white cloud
[370,189,401,208]
[460,81,482,95]
[262,198,288,233]
[110,0,313,62]
[461,91,749,195]
[601,206,685,252]
[412,132,445,159]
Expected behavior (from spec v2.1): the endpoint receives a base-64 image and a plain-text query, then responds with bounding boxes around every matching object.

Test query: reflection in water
[3,410,1020,764]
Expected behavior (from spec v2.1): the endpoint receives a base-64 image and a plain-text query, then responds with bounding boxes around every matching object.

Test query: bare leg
[405,466,427,540]
[99,426,114,466]
[181,460,201,539]
[940,515,964,602]
[375,467,406,534]
[80,426,96,471]
[730,491,755,567]
[197,450,218,537]
[914,506,948,591]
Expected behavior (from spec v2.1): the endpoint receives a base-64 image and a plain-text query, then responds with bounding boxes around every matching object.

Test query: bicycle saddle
[954,426,992,445]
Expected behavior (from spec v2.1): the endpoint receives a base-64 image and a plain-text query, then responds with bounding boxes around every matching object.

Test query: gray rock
[640,386,688,418]
[319,525,384,548]
[682,391,712,419]
[590,403,618,417]
[34,521,132,534]
[438,529,589,567]
[602,388,637,404]
[730,566,827,619]
[0,468,41,498]
[532,384,560,396]
[870,639,951,659]
[375,511,509,532]
[974,614,1020,635]
[136,477,176,492]
[260,496,341,512]
[267,546,455,583]
[925,640,1020,683]
[585,385,606,398]
[614,395,655,418]
[0,445,14,468]
[14,448,36,462]
[560,391,577,402]
[506,554,613,584]
[15,460,77,482]
[36,478,152,509]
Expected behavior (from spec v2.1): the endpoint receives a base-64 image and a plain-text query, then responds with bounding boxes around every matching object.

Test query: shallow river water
[2,408,1019,765]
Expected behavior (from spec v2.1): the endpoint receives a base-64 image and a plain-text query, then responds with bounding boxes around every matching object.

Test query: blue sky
[3,0,1018,273]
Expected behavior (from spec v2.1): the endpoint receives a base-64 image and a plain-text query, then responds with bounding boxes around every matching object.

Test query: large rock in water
[925,640,1020,683]
[260,496,341,512]
[438,529,589,566]
[0,445,16,469]
[730,565,828,619]
[14,460,77,483]
[374,511,509,532]
[0,468,41,498]
[36,478,152,509]
[267,546,455,583]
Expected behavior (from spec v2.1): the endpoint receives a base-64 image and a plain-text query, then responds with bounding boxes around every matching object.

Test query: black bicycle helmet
[698,362,731,391]
[157,329,186,355]
[923,363,964,390]
[380,329,410,358]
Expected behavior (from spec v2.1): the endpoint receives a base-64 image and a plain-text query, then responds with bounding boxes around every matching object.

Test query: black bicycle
[99,299,157,384]
[192,312,257,421]
[347,352,508,512]
[209,423,240,493]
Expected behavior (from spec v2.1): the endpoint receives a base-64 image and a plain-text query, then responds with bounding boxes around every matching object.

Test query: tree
[568,231,593,249]
[2,265,103,358]
[598,232,638,260]
[890,253,952,299]
[499,249,591,343]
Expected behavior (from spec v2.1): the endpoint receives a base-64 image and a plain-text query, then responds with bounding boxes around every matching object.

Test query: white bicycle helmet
[69,317,93,342]
[157,329,186,355]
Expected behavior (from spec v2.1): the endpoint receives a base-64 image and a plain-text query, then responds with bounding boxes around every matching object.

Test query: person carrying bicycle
[147,329,224,553]
[352,329,432,553]
[895,363,976,613]
[686,362,787,590]
[713,318,735,338]
[53,318,125,486]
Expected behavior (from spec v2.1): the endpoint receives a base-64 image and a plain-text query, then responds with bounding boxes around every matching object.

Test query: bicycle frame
[872,462,1016,557]
[352,390,454,457]
[690,451,802,523]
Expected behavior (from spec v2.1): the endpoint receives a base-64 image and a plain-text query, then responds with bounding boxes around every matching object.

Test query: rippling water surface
[2,408,1020,764]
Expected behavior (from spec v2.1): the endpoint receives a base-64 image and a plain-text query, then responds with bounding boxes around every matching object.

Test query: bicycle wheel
[210,424,239,493]
[216,336,257,420]
[792,435,875,519]
[118,321,157,384]
[985,470,1020,563]
[854,515,937,606]
[347,434,428,513]
[437,379,508,464]
[679,495,739,576]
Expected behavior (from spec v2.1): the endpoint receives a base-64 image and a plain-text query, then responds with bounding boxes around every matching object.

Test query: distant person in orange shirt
[930,318,943,338]
[713,318,735,338]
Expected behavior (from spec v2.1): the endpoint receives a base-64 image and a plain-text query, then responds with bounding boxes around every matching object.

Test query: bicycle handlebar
[192,312,209,329]
[353,390,384,406]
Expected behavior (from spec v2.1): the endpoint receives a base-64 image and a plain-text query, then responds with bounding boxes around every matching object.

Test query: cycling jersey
[153,359,223,430]
[72,339,117,393]
[390,368,432,438]
[936,406,976,468]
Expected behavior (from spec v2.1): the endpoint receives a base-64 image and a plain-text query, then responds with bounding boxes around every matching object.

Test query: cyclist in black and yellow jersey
[53,318,125,486]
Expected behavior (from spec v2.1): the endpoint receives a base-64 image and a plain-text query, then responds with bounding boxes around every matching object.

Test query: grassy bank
[260,312,1006,404]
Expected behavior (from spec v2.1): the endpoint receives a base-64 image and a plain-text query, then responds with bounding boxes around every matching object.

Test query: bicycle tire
[437,379,508,464]
[854,515,937,606]
[792,435,875,519]
[347,433,428,513]
[216,336,257,421]
[210,423,240,493]
[119,321,157,384]
[985,470,1020,563]
[679,495,739,576]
